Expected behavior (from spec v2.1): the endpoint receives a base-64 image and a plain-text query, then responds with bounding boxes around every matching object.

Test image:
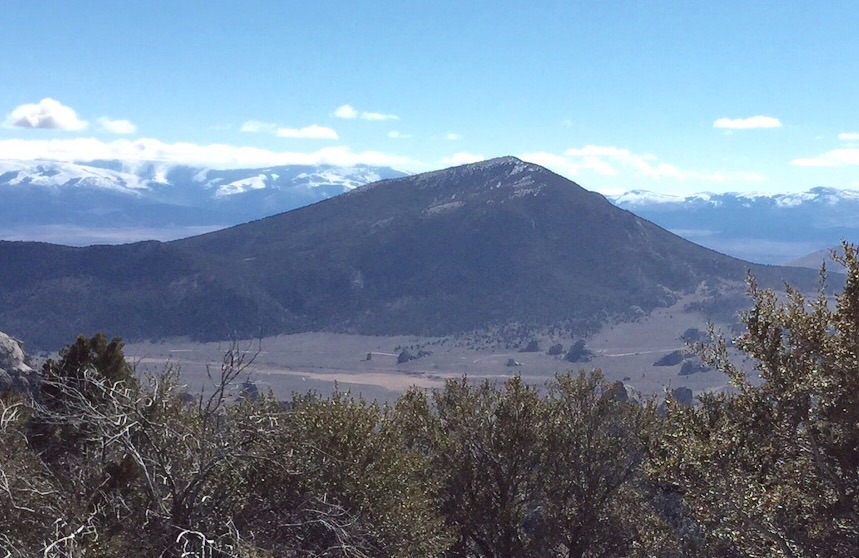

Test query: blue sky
[2,1,858,195]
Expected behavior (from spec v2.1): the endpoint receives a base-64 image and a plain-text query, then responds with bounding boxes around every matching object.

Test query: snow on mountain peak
[0,159,150,195]
[611,190,684,205]
[215,174,269,197]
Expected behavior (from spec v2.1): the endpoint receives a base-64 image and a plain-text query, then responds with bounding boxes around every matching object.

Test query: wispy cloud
[838,132,859,141]
[241,119,339,139]
[0,137,414,169]
[521,145,767,183]
[445,133,461,141]
[361,111,399,121]
[4,98,88,130]
[518,152,584,179]
[792,148,859,167]
[242,120,338,139]
[387,130,411,139]
[333,104,399,121]
[713,116,782,130]
[97,117,136,135]
[276,124,338,140]
[240,120,277,133]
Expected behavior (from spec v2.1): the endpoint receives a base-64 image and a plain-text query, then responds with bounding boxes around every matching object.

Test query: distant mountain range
[0,159,406,245]
[609,188,859,264]
[2,159,856,265]
[0,157,819,350]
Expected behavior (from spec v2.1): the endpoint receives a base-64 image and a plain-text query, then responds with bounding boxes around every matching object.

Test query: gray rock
[0,330,37,395]
[670,387,694,407]
[0,331,32,375]
[606,380,629,402]
[653,350,684,367]
[678,358,712,376]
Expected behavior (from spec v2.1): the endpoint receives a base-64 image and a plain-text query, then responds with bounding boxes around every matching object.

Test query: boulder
[606,380,629,402]
[653,350,684,367]
[670,386,694,407]
[519,339,539,353]
[0,330,37,394]
[681,328,702,343]
[678,358,712,376]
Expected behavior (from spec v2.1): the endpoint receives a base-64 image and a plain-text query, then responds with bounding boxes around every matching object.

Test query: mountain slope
[176,157,817,334]
[0,157,819,349]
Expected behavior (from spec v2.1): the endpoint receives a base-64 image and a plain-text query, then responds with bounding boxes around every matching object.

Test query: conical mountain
[172,156,813,333]
[0,157,817,349]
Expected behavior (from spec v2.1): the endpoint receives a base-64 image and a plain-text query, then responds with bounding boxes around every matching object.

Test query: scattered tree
[565,339,593,363]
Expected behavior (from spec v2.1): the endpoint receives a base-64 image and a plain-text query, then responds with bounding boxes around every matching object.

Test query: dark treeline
[2,245,859,557]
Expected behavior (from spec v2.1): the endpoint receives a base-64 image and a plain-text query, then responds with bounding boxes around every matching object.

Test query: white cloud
[97,117,136,135]
[519,152,587,179]
[276,124,338,140]
[838,132,859,141]
[333,104,399,121]
[333,104,359,119]
[792,148,859,167]
[713,116,782,129]
[564,146,627,176]
[520,145,767,183]
[4,98,88,130]
[445,133,461,141]
[361,111,399,121]
[387,130,411,139]
[0,137,415,169]
[240,120,277,133]
[443,152,484,166]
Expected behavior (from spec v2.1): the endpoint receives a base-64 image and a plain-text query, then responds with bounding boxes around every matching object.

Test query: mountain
[0,157,819,350]
[7,159,857,265]
[610,188,859,264]
[0,159,406,245]
[786,247,847,273]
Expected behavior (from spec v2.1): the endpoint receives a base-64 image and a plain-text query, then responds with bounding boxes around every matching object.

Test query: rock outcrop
[653,350,685,367]
[0,330,38,394]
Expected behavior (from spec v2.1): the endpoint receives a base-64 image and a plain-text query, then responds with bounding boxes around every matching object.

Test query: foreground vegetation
[2,245,858,557]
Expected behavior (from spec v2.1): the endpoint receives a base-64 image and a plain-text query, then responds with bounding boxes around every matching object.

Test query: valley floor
[126,291,742,402]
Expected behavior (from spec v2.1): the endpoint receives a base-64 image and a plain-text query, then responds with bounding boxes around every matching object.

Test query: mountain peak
[462,156,541,176]
[367,157,569,208]
[471,155,524,167]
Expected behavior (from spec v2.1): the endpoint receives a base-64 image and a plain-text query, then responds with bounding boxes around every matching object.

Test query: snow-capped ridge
[0,159,150,195]
[611,187,859,208]
[0,158,408,245]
